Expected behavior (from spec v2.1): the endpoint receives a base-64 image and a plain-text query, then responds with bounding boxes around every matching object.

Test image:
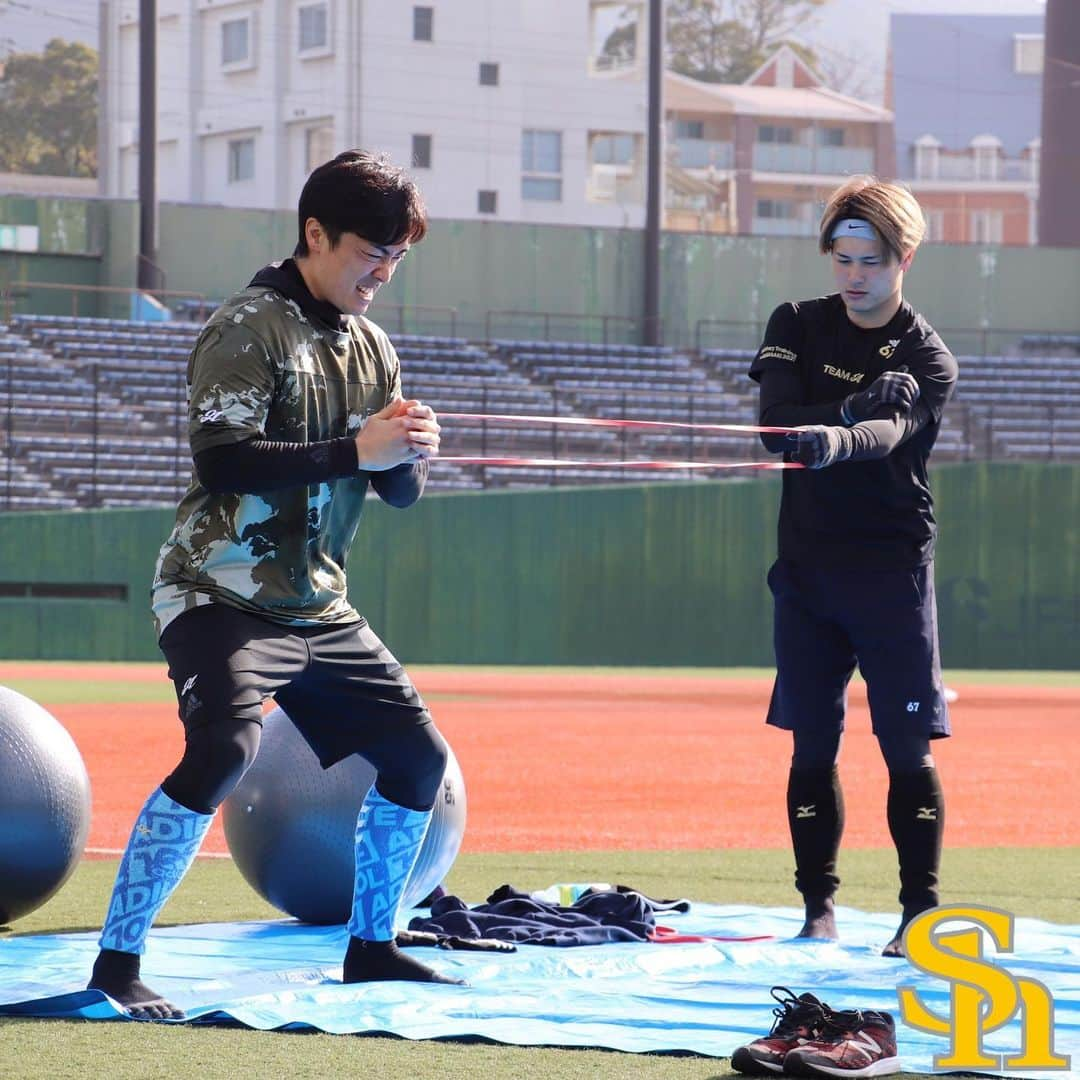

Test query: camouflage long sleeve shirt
[152,281,401,637]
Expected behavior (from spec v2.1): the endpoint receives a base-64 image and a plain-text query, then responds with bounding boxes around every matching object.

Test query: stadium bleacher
[0,313,1076,511]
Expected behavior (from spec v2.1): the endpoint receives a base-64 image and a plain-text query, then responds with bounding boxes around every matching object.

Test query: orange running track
[8,666,1075,855]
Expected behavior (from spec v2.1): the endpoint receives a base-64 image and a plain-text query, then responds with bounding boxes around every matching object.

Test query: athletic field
[1,662,1077,1079]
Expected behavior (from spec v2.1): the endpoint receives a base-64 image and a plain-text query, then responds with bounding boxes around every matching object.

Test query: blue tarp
[1,903,1077,1076]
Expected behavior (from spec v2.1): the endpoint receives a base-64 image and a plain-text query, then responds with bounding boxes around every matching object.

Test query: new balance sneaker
[730,986,833,1075]
[784,1008,900,1077]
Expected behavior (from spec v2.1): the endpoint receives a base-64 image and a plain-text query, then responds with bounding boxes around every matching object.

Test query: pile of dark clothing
[405,884,690,948]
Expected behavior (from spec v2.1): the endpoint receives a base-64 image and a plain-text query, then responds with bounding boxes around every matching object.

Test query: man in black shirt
[749,176,957,957]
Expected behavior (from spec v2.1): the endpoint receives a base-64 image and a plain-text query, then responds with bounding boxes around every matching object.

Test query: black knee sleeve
[791,727,842,771]
[161,719,262,814]
[370,722,448,811]
[877,732,934,772]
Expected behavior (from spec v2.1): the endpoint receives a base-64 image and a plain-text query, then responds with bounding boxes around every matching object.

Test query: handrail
[0,278,211,322]
[484,309,658,347]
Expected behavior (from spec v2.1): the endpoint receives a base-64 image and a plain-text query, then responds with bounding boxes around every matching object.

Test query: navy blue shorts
[159,604,432,767]
[765,558,950,739]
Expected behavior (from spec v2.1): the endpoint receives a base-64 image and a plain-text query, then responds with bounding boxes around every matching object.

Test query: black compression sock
[787,765,844,899]
[887,766,944,910]
[884,766,944,957]
[342,937,466,985]
[88,948,185,1020]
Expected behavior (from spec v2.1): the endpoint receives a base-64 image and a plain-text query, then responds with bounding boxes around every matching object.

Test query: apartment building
[890,13,1043,245]
[98,0,650,226]
[664,45,894,236]
[98,1,898,238]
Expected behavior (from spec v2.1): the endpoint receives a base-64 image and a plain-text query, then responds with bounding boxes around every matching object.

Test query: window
[590,1,638,74]
[913,135,940,180]
[298,3,328,53]
[1013,33,1044,75]
[675,119,704,140]
[221,16,251,67]
[411,134,432,169]
[228,137,255,182]
[479,62,499,86]
[592,133,635,166]
[971,135,1002,181]
[522,129,562,201]
[523,130,561,173]
[819,127,845,148]
[924,209,946,244]
[478,190,497,214]
[757,125,793,144]
[413,5,433,41]
[970,210,1003,245]
[305,125,333,172]
[1026,138,1041,183]
[755,199,794,219]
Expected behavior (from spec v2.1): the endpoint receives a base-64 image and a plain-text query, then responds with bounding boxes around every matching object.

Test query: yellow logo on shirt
[823,364,865,384]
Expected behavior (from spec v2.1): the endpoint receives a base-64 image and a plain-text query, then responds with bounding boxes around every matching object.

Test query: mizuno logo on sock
[181,674,198,696]
[796,805,817,819]
[916,807,938,821]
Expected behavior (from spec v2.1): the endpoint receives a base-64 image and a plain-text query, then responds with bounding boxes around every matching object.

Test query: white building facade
[98,0,650,227]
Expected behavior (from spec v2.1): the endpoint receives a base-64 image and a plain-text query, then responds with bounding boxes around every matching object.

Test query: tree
[664,0,828,85]
[0,38,97,177]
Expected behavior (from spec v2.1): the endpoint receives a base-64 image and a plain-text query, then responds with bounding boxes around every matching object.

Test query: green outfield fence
[0,462,1075,668]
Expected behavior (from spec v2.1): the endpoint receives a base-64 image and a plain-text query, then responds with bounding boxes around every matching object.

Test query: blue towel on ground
[1,902,1076,1076]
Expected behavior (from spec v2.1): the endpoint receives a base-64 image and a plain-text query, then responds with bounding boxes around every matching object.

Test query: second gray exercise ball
[222,704,466,924]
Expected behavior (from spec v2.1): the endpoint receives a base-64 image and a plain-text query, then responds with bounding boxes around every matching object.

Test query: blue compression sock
[99,787,214,954]
[347,786,432,941]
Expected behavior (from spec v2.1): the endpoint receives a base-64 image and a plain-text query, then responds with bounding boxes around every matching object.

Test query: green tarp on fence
[0,463,1075,669]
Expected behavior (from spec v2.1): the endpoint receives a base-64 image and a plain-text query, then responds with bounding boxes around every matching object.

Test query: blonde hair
[819,176,926,263]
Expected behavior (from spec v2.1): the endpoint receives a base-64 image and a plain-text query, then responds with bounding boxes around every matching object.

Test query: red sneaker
[731,986,834,1075]
[784,1008,900,1077]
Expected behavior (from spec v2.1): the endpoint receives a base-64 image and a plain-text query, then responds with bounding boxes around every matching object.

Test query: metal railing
[0,278,212,323]
[694,318,1080,359]
[4,350,1079,510]
[484,310,655,347]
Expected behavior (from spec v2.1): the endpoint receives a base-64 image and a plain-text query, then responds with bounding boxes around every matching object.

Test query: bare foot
[882,905,935,958]
[88,949,185,1021]
[343,937,466,985]
[796,896,838,940]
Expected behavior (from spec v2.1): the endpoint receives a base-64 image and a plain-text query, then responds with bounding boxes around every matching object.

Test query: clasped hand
[841,369,919,425]
[354,398,440,471]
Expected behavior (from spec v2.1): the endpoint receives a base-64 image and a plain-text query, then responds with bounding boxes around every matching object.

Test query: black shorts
[158,604,431,767]
[765,558,950,739]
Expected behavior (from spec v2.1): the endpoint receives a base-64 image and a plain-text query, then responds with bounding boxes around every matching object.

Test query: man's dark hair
[294,149,428,257]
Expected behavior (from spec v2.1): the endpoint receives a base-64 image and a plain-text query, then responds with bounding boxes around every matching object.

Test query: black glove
[791,425,854,469]
[840,369,919,425]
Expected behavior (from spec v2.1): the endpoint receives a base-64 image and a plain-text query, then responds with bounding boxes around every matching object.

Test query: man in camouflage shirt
[88,151,459,1019]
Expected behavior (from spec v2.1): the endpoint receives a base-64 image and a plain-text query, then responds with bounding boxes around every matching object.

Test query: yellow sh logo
[898,905,1071,1071]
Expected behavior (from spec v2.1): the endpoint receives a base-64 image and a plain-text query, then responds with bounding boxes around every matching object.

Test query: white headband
[831,218,878,242]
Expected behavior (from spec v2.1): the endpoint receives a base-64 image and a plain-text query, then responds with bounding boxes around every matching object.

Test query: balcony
[753,143,874,175]
[752,217,816,236]
[587,164,644,204]
[925,155,1036,183]
[673,138,734,170]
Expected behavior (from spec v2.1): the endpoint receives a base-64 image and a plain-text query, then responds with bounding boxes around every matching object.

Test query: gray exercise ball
[0,685,92,924]
[222,704,466,925]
